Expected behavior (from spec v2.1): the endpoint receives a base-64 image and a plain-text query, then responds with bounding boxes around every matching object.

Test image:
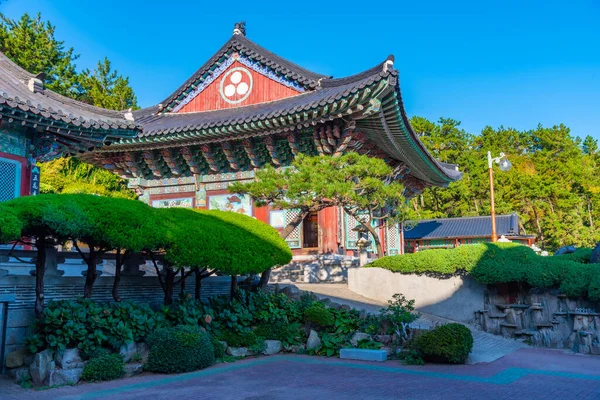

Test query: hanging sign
[30,166,40,196]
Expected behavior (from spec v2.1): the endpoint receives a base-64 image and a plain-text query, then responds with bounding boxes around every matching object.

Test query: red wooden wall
[177,61,301,113]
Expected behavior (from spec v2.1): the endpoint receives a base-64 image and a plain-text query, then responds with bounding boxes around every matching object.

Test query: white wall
[348,267,486,322]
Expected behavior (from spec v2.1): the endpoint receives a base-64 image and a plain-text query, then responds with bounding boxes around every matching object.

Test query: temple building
[0,53,139,201]
[82,23,461,255]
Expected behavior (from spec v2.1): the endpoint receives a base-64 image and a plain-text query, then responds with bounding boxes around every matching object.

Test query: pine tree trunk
[257,209,309,289]
[164,266,176,305]
[83,251,98,299]
[34,237,47,318]
[195,270,202,301]
[230,275,238,299]
[112,251,123,302]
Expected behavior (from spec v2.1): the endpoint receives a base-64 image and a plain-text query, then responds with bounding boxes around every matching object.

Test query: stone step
[515,329,536,336]
[495,304,531,310]
[488,313,507,319]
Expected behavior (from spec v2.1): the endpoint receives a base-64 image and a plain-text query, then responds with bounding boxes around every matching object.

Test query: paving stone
[340,348,387,362]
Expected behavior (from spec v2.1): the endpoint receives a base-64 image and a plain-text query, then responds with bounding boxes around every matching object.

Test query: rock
[284,344,306,353]
[219,341,228,353]
[226,347,248,357]
[124,363,144,378]
[8,366,31,383]
[554,245,577,256]
[380,346,395,356]
[119,342,137,363]
[591,345,600,355]
[6,350,24,368]
[350,332,372,347]
[135,342,150,363]
[373,335,392,345]
[328,302,342,310]
[48,368,83,386]
[339,304,351,311]
[591,243,600,264]
[262,340,282,356]
[306,330,321,350]
[29,349,54,386]
[55,348,83,370]
[279,286,299,299]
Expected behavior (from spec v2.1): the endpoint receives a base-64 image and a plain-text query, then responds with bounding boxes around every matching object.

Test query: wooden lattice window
[0,158,21,202]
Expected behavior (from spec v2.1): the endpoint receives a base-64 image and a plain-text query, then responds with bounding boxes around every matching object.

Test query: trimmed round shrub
[209,334,225,359]
[81,351,124,382]
[415,323,473,364]
[218,329,258,348]
[146,325,215,373]
[304,304,334,328]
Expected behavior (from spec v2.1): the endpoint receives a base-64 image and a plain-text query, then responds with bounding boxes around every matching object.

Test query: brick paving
[2,349,600,400]
[292,283,527,364]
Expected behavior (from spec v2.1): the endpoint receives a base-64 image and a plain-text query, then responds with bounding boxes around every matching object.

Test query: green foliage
[555,248,592,264]
[381,294,419,339]
[146,325,215,374]
[370,243,600,301]
[0,206,23,243]
[81,351,124,382]
[27,298,163,355]
[356,338,382,350]
[304,303,335,329]
[415,323,473,364]
[311,332,349,357]
[217,329,259,348]
[162,295,216,332]
[231,152,412,255]
[254,321,305,346]
[79,57,137,110]
[39,157,136,199]
[209,334,225,359]
[399,349,425,365]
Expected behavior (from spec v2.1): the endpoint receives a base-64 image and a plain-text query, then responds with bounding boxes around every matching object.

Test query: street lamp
[487,151,512,242]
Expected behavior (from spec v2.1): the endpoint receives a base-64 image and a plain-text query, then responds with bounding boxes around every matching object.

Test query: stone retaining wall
[270,255,363,283]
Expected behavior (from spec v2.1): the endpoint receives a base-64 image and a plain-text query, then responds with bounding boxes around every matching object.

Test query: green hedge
[415,323,473,364]
[368,243,600,301]
[81,351,124,382]
[146,325,215,373]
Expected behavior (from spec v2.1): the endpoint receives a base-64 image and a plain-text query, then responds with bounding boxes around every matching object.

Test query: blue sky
[2,1,599,140]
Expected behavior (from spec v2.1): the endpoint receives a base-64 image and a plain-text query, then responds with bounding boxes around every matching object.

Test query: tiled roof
[160,34,329,111]
[0,52,140,135]
[403,214,524,240]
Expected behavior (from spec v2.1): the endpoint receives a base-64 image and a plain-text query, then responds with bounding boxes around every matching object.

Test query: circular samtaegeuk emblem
[219,67,253,104]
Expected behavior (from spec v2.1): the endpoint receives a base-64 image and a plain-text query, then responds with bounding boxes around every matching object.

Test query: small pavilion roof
[0,52,140,141]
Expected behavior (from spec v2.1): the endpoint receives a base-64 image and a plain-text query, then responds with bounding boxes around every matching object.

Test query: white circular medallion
[219,67,253,104]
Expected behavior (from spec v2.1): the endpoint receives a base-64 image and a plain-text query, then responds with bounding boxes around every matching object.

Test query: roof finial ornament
[233,21,246,36]
[383,55,395,73]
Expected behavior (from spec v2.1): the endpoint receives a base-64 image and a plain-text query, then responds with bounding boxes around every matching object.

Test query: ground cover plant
[367,243,600,301]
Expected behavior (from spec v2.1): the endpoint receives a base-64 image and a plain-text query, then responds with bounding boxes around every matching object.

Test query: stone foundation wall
[270,255,363,283]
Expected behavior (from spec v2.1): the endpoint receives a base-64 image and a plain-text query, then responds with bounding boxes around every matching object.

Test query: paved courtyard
[2,348,600,399]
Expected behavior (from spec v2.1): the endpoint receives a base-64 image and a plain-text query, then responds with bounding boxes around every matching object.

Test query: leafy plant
[380,294,419,341]
[311,332,349,357]
[81,351,124,382]
[146,325,215,373]
[209,334,225,359]
[356,338,382,350]
[217,329,259,348]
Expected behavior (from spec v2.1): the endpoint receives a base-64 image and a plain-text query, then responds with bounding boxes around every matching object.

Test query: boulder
[591,243,600,264]
[55,348,84,370]
[8,366,31,383]
[554,245,577,256]
[262,340,282,356]
[48,368,83,386]
[119,342,137,363]
[5,350,24,369]
[380,346,395,356]
[339,304,351,311]
[135,342,150,364]
[284,344,306,353]
[219,341,228,353]
[226,347,248,357]
[29,349,54,386]
[306,330,321,350]
[350,332,372,347]
[328,302,342,310]
[373,335,392,345]
[124,363,144,378]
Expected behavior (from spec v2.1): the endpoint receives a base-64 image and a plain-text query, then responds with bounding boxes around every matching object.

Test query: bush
[146,325,215,373]
[217,329,259,348]
[81,351,124,382]
[254,321,305,346]
[415,323,473,364]
[304,303,334,329]
[209,334,225,359]
[369,243,600,301]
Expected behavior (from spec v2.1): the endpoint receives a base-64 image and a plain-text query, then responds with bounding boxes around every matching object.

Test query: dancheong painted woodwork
[0,21,462,255]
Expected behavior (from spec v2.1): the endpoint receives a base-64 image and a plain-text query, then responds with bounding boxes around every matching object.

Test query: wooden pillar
[318,207,338,254]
